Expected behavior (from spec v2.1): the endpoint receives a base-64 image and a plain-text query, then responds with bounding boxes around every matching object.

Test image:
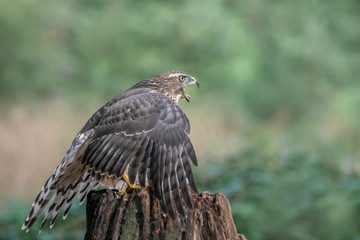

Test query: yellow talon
[116,173,149,196]
[117,189,127,195]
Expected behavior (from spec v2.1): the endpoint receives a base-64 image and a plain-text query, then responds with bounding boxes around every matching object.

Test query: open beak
[185,77,199,102]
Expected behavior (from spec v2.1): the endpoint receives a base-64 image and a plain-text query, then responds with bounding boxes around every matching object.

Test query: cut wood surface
[84,189,245,240]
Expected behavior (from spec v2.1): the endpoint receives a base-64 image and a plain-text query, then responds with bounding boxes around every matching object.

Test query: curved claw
[117,173,149,195]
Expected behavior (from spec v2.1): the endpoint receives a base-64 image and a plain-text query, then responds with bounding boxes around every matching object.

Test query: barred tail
[22,130,94,233]
[22,173,57,232]
[22,168,95,233]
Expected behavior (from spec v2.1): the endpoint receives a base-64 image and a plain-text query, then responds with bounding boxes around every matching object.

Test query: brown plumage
[22,71,200,233]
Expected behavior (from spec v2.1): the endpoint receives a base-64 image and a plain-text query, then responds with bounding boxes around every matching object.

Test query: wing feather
[101,146,124,173]
[138,140,154,187]
[150,143,161,195]
[170,147,185,217]
[106,136,132,176]
[176,146,193,209]
[90,140,116,169]
[115,134,145,178]
[85,136,111,165]
[158,146,168,213]
[128,136,150,184]
[184,139,198,166]
[95,141,119,171]
[181,146,197,192]
[163,147,176,219]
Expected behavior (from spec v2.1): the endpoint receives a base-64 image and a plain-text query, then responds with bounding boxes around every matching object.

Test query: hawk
[22,71,199,233]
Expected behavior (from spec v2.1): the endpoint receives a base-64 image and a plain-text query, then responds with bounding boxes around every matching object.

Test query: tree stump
[84,189,245,240]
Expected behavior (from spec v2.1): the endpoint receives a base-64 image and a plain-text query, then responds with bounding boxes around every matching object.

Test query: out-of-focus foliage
[1,0,360,120]
[0,199,86,240]
[196,127,360,240]
[1,0,360,239]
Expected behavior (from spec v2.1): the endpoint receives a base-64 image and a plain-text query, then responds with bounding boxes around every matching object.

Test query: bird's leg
[117,173,149,196]
[122,173,141,190]
[117,189,127,195]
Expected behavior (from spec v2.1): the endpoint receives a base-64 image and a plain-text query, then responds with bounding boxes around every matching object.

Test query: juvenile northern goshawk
[22,71,199,232]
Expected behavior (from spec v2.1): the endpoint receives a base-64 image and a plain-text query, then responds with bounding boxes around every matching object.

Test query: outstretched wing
[22,89,198,232]
[82,90,198,219]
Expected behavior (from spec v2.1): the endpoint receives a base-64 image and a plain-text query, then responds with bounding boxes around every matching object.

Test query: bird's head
[151,71,199,104]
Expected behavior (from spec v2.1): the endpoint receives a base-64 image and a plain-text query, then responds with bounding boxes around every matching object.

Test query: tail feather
[38,189,64,232]
[22,130,94,233]
[24,169,97,233]
[78,181,91,205]
[39,193,57,232]
[91,180,100,189]
[62,187,79,219]
[49,192,67,229]
[22,174,57,232]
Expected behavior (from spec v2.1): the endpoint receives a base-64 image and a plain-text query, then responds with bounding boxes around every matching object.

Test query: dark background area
[1,0,360,239]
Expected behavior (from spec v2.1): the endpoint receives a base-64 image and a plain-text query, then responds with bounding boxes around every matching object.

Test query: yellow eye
[179,76,186,82]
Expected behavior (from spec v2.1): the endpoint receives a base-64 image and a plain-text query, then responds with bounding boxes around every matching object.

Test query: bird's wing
[22,90,198,232]
[82,91,198,219]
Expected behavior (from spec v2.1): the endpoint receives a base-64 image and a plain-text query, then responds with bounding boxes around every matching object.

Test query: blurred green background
[1,0,360,239]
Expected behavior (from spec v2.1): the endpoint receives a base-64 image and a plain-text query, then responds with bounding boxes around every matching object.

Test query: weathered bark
[84,189,245,240]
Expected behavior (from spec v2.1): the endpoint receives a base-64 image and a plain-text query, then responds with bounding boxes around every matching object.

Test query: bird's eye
[179,76,186,82]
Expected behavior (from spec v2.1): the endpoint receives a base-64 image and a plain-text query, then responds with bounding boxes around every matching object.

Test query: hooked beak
[185,77,199,102]
[192,78,199,88]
